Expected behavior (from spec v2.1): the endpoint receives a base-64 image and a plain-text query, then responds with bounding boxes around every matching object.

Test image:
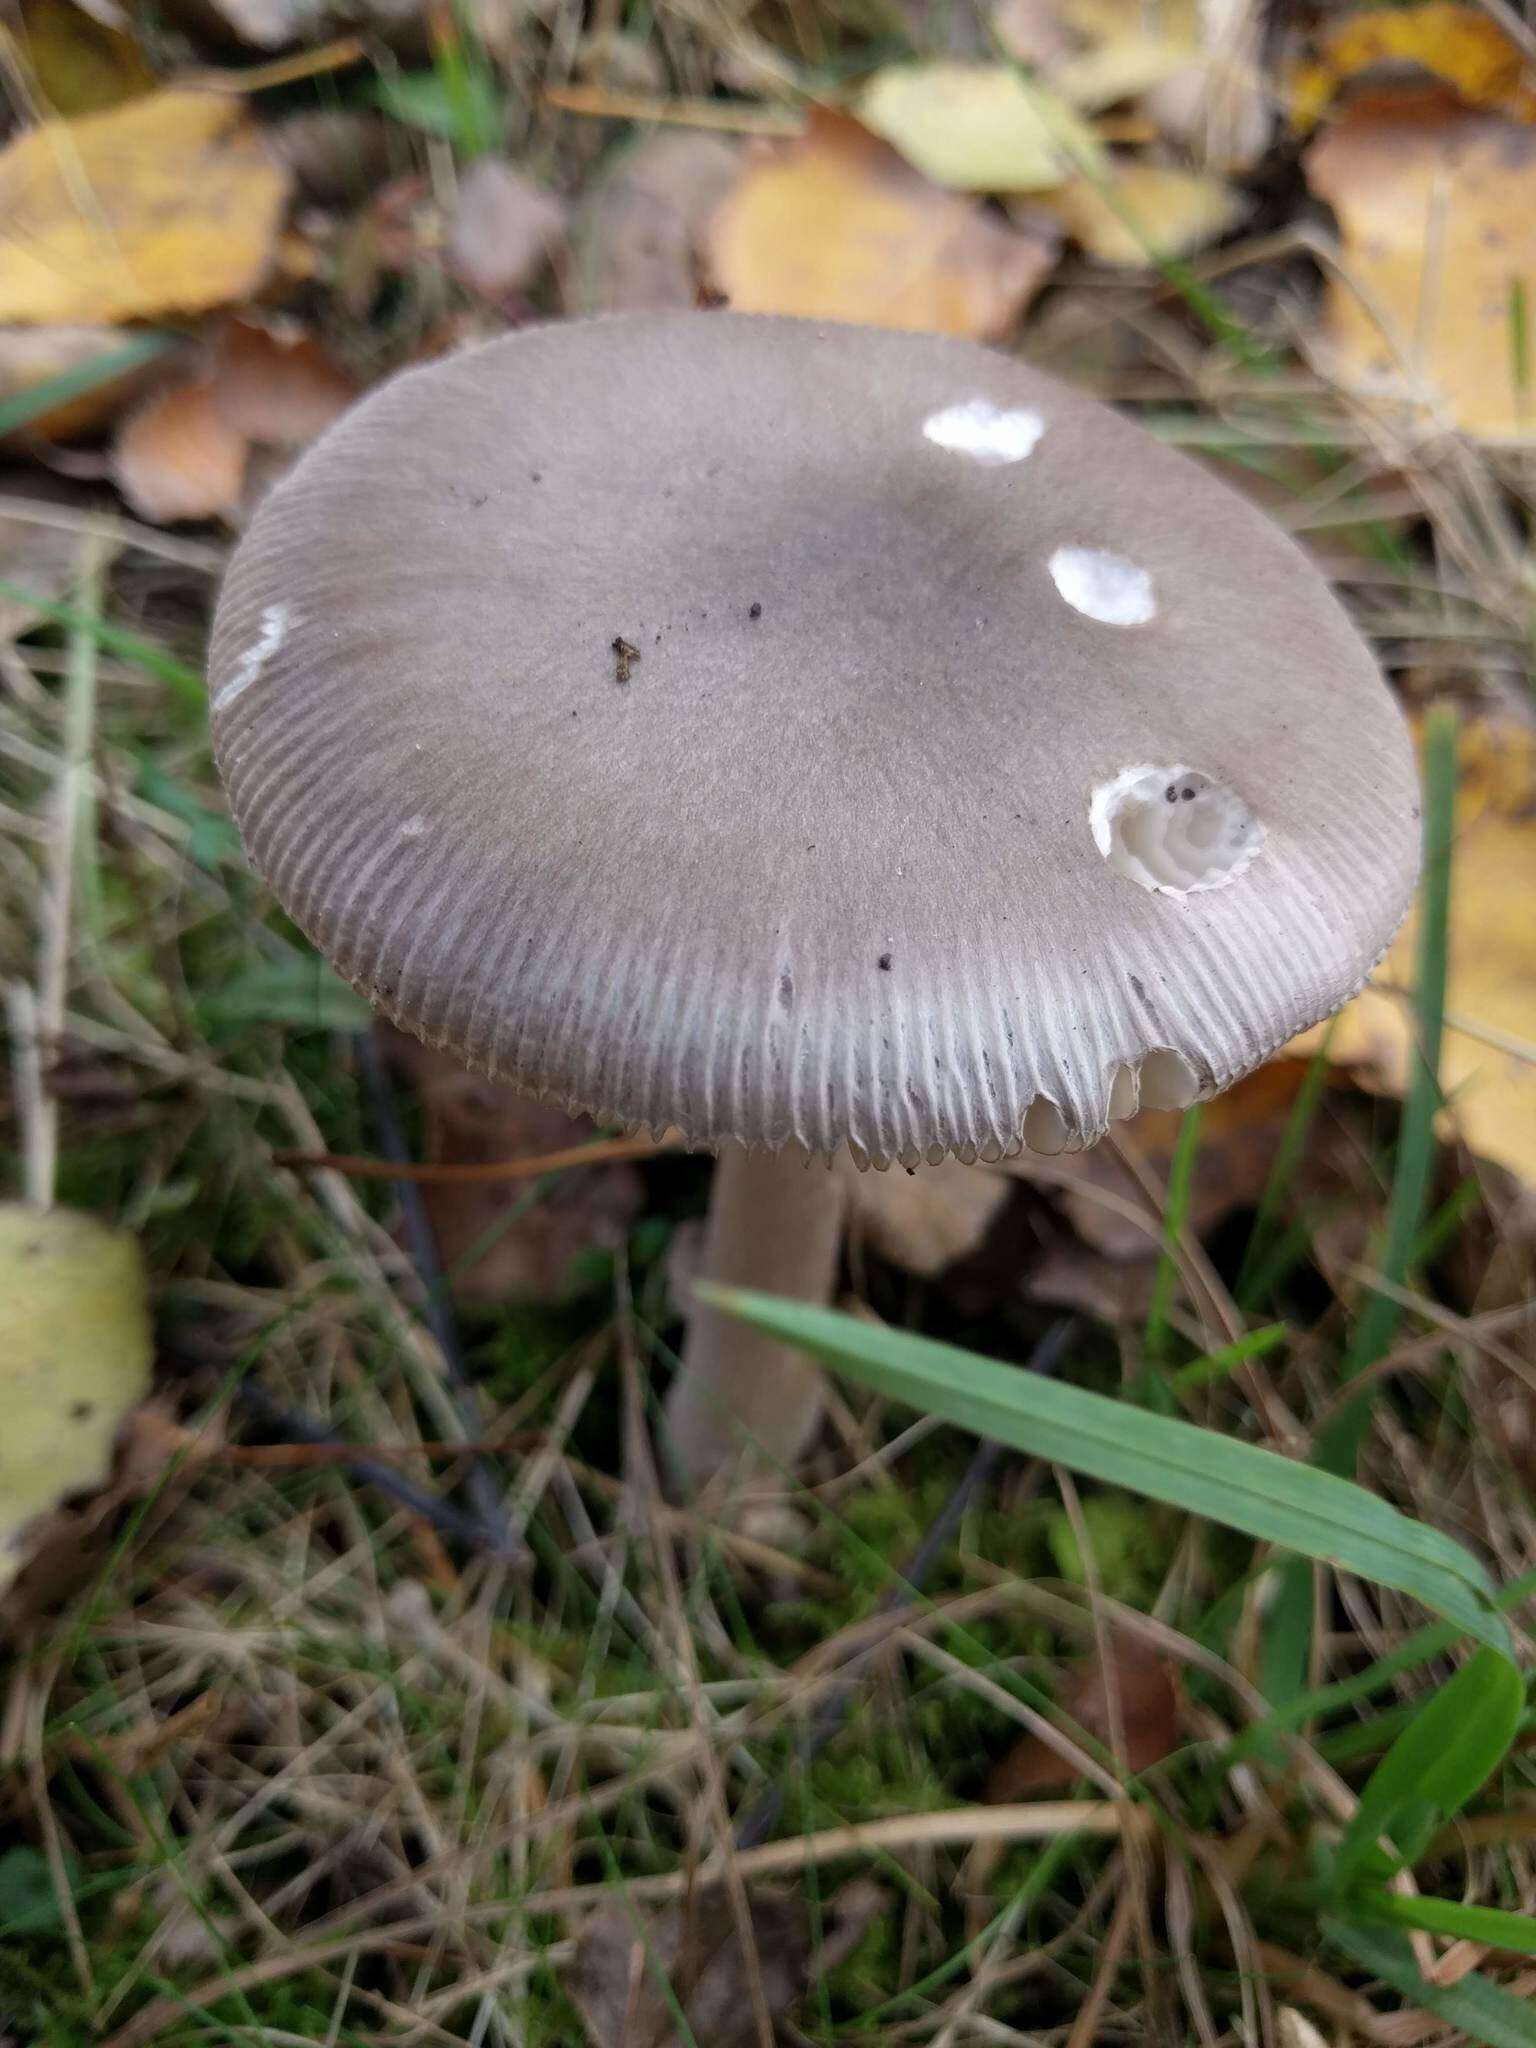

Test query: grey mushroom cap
[209,312,1419,1168]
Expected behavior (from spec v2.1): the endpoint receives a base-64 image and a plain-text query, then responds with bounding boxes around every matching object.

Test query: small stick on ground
[352,1027,515,1556]
[271,1130,677,1182]
[231,1382,500,1555]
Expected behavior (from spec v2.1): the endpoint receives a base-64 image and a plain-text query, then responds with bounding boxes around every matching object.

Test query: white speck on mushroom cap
[213,603,290,710]
[1049,546,1154,625]
[1090,764,1263,895]
[922,399,1045,465]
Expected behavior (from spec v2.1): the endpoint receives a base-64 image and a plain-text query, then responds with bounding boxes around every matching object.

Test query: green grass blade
[196,959,375,1035]
[1511,277,1531,420]
[698,1287,1511,1653]
[1326,1921,1536,2048]
[1323,706,1457,1470]
[1334,1647,1522,1886]
[1145,1103,1202,1365]
[1236,1026,1335,1310]
[0,579,205,702]
[1258,1555,1315,1710]
[1169,1321,1286,1397]
[1230,1563,1536,1763]
[1356,1892,1536,1956]
[0,333,172,440]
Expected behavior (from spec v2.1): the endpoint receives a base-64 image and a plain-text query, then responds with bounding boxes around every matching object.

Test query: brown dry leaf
[845,1158,1010,1278]
[1026,1237,1158,1322]
[856,61,1105,191]
[1007,1057,1311,1260]
[210,317,356,446]
[268,111,395,206]
[333,172,432,318]
[0,90,289,325]
[1033,160,1244,264]
[568,131,741,314]
[385,1030,644,1308]
[987,1635,1180,1799]
[448,157,568,297]
[0,323,163,440]
[1290,3,1536,133]
[1,1401,199,1634]
[706,109,1056,338]
[1303,92,1536,439]
[113,380,249,524]
[568,1883,879,2048]
[1289,714,1536,1183]
[8,0,156,115]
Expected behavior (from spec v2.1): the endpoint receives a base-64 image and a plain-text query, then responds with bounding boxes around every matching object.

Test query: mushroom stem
[664,1143,848,1491]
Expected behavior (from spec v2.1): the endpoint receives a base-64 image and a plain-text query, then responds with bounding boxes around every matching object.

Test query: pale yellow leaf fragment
[1053,38,1194,111]
[0,1204,152,1594]
[1035,160,1243,263]
[0,90,289,325]
[857,62,1104,192]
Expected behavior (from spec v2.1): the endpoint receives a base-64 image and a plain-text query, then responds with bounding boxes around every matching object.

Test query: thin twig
[272,1128,680,1182]
[352,1028,515,1555]
[542,82,804,133]
[229,1384,500,1555]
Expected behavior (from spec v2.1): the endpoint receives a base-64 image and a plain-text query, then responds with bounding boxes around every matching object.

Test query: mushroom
[208,312,1419,1495]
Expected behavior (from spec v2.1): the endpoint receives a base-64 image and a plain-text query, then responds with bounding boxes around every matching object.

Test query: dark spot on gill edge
[1128,974,1161,1029]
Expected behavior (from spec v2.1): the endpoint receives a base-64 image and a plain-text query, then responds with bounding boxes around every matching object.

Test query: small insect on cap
[210,313,1420,1168]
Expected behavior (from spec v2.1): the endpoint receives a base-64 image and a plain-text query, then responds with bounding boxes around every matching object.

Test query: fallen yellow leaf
[1304,93,1536,439]
[857,61,1104,191]
[1290,2,1536,132]
[1291,716,1536,1182]
[0,1204,152,1595]
[1061,0,1198,44]
[1060,0,1269,167]
[705,110,1056,338]
[1052,37,1195,111]
[0,90,289,325]
[1033,160,1244,264]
